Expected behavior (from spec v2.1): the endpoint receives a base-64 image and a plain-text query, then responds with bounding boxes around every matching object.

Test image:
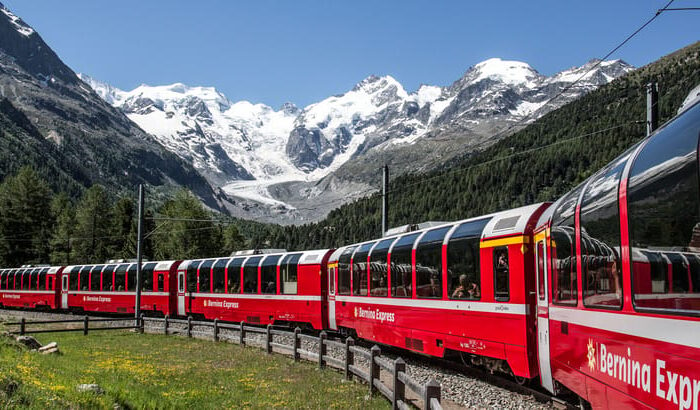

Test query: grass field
[0,329,389,409]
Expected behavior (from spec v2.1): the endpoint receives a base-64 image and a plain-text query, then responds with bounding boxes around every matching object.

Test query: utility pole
[646,82,659,136]
[134,184,145,319]
[382,165,389,237]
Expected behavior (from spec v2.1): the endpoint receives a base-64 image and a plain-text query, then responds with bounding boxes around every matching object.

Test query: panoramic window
[280,253,301,295]
[390,234,419,298]
[447,219,489,300]
[212,259,227,293]
[243,256,262,293]
[79,266,93,291]
[114,265,127,291]
[198,260,213,293]
[141,263,156,292]
[415,227,450,299]
[628,104,700,315]
[226,258,244,293]
[352,242,375,296]
[551,185,584,305]
[127,265,137,291]
[261,255,281,294]
[102,265,115,291]
[369,239,395,297]
[186,261,200,293]
[337,247,356,295]
[90,266,102,291]
[580,148,632,309]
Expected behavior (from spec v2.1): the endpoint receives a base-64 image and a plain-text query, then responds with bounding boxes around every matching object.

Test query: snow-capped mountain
[81,57,633,223]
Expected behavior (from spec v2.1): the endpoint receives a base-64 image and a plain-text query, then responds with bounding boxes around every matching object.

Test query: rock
[76,384,105,395]
[15,336,41,350]
[40,347,60,355]
[38,342,57,352]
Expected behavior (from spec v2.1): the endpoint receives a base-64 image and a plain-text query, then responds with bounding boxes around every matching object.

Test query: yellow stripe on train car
[480,235,531,249]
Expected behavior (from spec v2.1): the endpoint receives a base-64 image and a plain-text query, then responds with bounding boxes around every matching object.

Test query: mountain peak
[469,58,541,86]
[0,2,34,37]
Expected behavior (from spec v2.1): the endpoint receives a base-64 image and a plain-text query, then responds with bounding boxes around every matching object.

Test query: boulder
[76,384,105,395]
[15,336,41,350]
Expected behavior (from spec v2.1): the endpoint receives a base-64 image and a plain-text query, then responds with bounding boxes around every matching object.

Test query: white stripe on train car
[193,293,322,302]
[334,295,527,315]
[67,291,169,296]
[549,306,700,349]
[0,290,55,294]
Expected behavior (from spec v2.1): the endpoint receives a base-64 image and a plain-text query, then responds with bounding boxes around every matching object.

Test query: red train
[1,95,699,409]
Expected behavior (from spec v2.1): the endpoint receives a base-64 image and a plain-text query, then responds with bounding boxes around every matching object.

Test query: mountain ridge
[81,57,633,223]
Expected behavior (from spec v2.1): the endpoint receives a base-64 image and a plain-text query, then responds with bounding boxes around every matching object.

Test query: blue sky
[3,0,698,108]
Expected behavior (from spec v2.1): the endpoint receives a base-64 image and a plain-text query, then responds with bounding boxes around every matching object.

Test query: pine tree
[49,192,74,265]
[0,167,54,266]
[71,185,114,264]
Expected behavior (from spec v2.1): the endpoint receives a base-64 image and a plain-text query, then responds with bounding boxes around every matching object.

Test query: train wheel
[513,375,529,386]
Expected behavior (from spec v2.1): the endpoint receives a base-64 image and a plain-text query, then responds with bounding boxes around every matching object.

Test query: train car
[532,96,700,408]
[59,261,180,316]
[327,203,550,381]
[175,249,332,329]
[0,266,61,309]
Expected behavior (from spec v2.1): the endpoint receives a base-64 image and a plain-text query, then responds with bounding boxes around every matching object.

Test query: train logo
[587,339,596,371]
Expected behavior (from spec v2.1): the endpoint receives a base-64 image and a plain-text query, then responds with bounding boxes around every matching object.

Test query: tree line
[0,167,246,267]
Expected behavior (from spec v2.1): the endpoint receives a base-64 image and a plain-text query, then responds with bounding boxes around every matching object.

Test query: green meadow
[0,329,388,409]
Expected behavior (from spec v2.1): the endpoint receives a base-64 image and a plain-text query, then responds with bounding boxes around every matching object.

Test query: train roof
[178,249,330,269]
[330,203,549,261]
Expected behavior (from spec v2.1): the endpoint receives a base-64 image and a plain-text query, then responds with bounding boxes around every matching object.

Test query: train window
[198,260,213,293]
[369,239,395,297]
[447,219,489,300]
[280,253,301,295]
[141,263,156,292]
[329,267,335,295]
[69,267,80,290]
[391,234,419,298]
[127,265,137,291]
[186,261,200,292]
[22,269,31,290]
[494,246,510,301]
[243,256,262,293]
[551,185,583,305]
[157,274,164,292]
[416,227,450,299]
[537,241,545,300]
[102,265,115,291]
[79,266,92,291]
[628,103,700,315]
[337,247,356,296]
[114,265,127,291]
[261,255,281,294]
[90,266,102,291]
[580,150,630,309]
[212,259,227,293]
[226,258,244,293]
[0,271,4,290]
[352,242,375,296]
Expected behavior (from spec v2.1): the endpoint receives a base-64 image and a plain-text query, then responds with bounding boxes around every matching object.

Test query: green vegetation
[0,330,387,409]
[0,169,249,266]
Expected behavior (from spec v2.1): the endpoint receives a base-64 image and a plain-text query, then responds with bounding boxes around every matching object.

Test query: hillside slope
[0,3,220,207]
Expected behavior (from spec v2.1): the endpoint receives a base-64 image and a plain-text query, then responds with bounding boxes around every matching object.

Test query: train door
[177,269,185,316]
[328,264,337,330]
[61,273,68,309]
[535,238,554,393]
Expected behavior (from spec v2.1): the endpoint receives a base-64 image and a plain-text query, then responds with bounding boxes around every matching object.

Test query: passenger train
[1,95,699,409]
